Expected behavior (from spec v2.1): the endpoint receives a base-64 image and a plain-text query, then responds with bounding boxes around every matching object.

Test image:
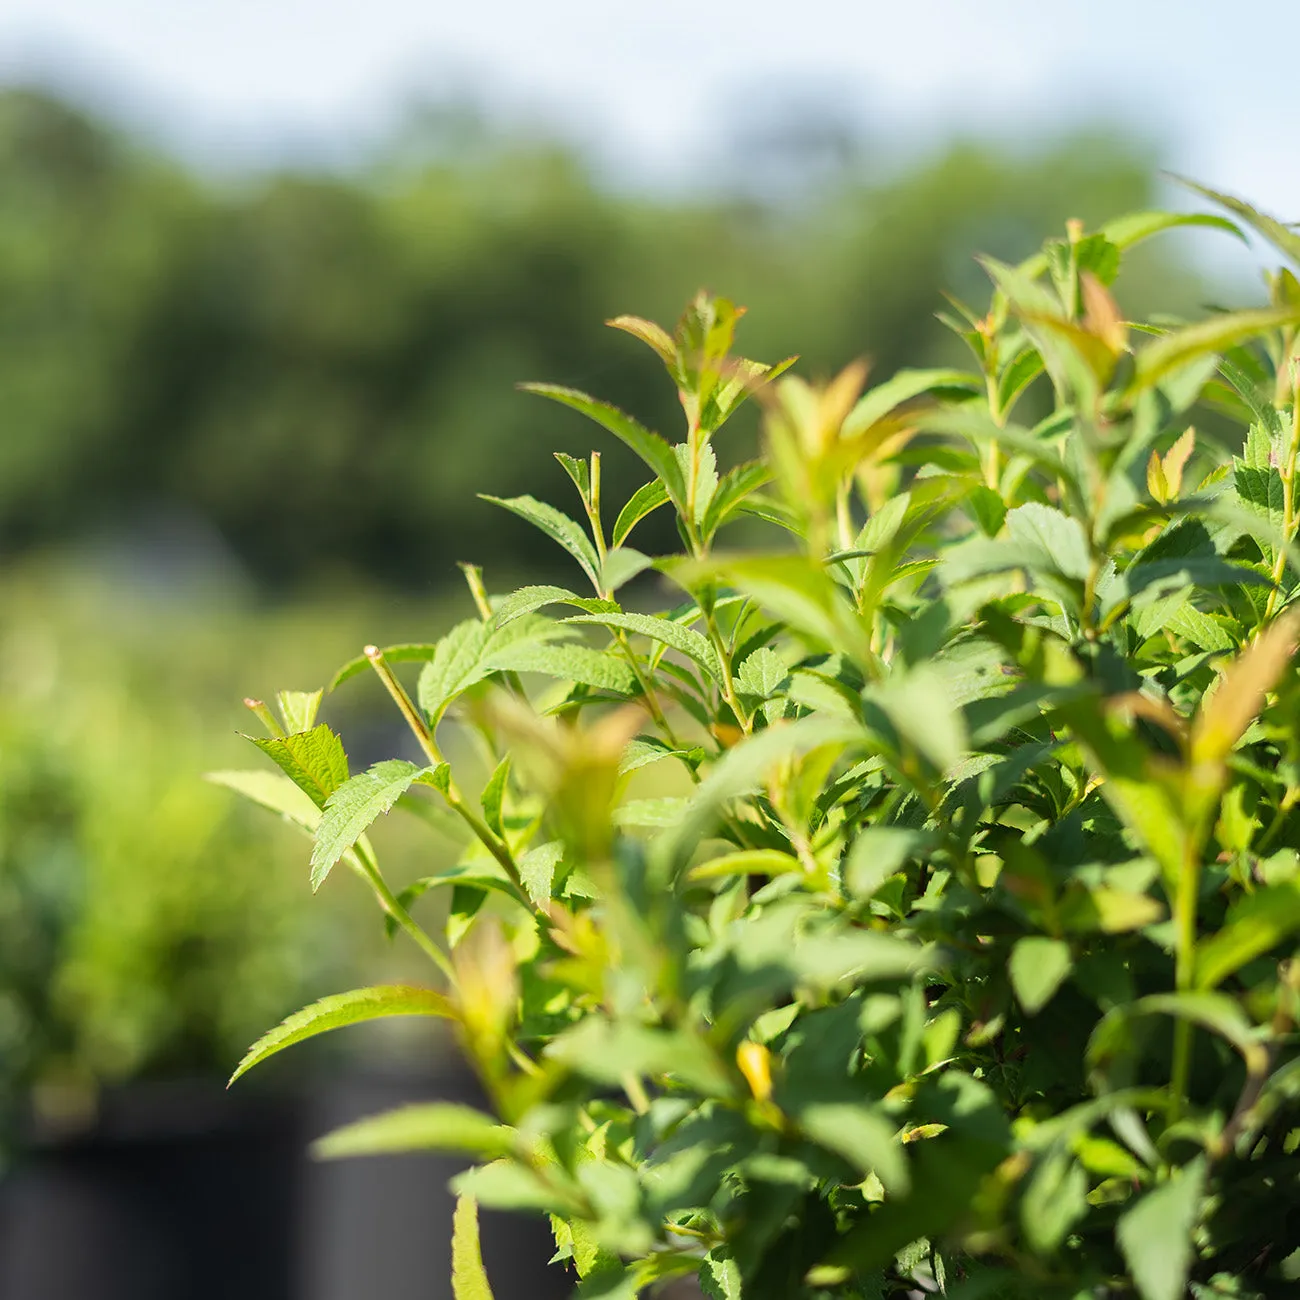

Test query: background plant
[226,184,1300,1298]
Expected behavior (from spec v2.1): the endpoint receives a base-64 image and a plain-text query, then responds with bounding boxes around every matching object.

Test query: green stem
[352,840,456,983]
[1169,838,1200,1126]
[365,646,531,907]
[1261,372,1300,627]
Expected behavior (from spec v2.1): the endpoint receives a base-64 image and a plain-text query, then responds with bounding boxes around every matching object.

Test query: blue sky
[0,0,1294,275]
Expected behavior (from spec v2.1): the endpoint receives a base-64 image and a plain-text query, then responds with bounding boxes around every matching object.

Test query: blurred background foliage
[0,82,1221,1140]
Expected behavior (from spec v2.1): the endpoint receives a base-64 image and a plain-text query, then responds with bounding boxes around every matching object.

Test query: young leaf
[607,313,676,365]
[843,368,979,439]
[479,493,601,588]
[311,760,439,889]
[612,479,670,547]
[702,460,773,540]
[230,985,455,1084]
[480,755,511,838]
[276,689,323,734]
[313,1103,517,1160]
[600,546,654,592]
[1116,1158,1205,1300]
[452,1194,496,1300]
[1194,880,1300,989]
[250,724,350,809]
[518,841,563,907]
[796,1102,909,1195]
[1129,306,1300,395]
[1170,177,1300,266]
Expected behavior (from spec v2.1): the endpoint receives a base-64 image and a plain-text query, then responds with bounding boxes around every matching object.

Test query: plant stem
[1261,368,1300,627]
[351,840,456,983]
[1168,837,1200,1127]
[365,645,530,906]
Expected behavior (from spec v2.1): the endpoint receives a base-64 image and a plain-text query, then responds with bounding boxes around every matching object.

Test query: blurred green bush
[0,556,464,1150]
[0,88,1195,587]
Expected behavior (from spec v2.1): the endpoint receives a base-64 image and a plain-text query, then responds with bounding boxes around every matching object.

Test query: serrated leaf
[1116,1158,1205,1300]
[452,1194,496,1300]
[206,769,321,835]
[480,493,601,586]
[493,586,617,628]
[485,641,640,695]
[276,689,323,734]
[313,1102,516,1160]
[250,724,350,809]
[230,985,455,1084]
[607,313,676,364]
[519,841,563,907]
[311,759,437,889]
[566,611,723,686]
[698,1251,743,1300]
[619,737,693,775]
[1009,937,1072,1015]
[612,479,670,547]
[736,647,788,698]
[419,615,568,724]
[521,383,687,507]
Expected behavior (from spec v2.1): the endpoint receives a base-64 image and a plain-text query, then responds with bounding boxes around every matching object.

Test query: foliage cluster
[0,88,1188,586]
[227,185,1300,1297]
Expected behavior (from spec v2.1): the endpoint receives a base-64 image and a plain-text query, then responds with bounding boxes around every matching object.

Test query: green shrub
[0,565,406,1153]
[227,184,1300,1297]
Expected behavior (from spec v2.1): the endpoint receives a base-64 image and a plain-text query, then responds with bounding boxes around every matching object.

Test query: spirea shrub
[219,182,1300,1298]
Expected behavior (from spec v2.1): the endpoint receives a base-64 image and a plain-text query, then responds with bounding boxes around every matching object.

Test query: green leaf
[698,1251,743,1300]
[843,827,932,901]
[330,643,439,691]
[485,640,640,695]
[519,841,563,907]
[276,689,323,734]
[688,848,802,881]
[452,1194,496,1300]
[1090,992,1262,1070]
[311,759,438,889]
[612,479,670,547]
[480,754,511,838]
[1116,1158,1205,1300]
[521,383,687,507]
[493,586,616,628]
[607,312,676,364]
[206,769,321,835]
[600,547,653,592]
[736,647,788,698]
[796,1102,909,1195]
[480,493,601,587]
[1194,881,1300,989]
[453,1160,582,1215]
[230,985,455,1084]
[995,346,1045,420]
[1009,937,1073,1015]
[566,611,723,686]
[1130,306,1300,394]
[1020,1151,1088,1254]
[545,1019,733,1096]
[843,367,979,439]
[702,460,772,540]
[250,724,350,809]
[419,615,568,725]
[1171,177,1300,266]
[313,1102,517,1160]
[554,451,591,504]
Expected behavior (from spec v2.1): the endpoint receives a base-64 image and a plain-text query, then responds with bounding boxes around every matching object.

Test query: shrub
[227,183,1300,1297]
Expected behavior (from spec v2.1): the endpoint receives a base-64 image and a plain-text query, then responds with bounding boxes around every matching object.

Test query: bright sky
[1,0,1295,273]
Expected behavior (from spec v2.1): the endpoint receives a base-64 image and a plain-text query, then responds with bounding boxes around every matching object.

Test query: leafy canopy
[223,189,1300,1298]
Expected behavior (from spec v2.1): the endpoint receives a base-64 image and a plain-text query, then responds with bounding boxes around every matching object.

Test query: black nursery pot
[0,1065,570,1300]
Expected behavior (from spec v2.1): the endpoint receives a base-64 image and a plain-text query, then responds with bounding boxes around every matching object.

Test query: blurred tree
[0,89,1191,589]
